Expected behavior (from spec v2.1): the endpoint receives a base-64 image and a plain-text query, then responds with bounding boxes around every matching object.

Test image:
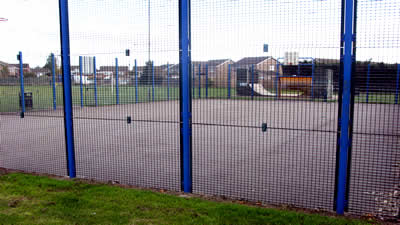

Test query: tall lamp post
[148,0,151,62]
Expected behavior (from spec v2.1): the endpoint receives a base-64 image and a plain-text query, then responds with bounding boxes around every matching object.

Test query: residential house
[8,63,31,77]
[153,64,178,86]
[233,57,282,90]
[158,59,234,88]
[99,66,129,79]
[192,59,234,88]
[31,67,50,77]
[155,64,171,74]
[70,66,80,76]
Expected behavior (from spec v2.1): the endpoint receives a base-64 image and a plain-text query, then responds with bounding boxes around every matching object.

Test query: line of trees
[0,65,9,78]
[44,54,61,75]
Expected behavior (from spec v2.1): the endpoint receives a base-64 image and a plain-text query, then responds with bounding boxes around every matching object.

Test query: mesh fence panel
[191,0,341,210]
[0,1,67,176]
[349,0,400,218]
[68,0,181,190]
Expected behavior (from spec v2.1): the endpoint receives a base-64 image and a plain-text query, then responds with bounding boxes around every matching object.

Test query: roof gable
[234,56,272,67]
[192,59,231,67]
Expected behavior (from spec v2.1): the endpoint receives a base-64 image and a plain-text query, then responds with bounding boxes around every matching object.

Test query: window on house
[269,65,275,71]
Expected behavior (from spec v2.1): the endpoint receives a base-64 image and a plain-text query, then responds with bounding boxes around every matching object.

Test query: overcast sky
[0,0,399,68]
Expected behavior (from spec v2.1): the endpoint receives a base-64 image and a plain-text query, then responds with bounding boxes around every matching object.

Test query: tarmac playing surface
[1,99,398,215]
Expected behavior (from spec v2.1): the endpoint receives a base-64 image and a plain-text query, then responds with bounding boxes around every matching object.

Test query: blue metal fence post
[135,60,138,103]
[93,56,98,107]
[198,64,201,98]
[334,0,346,211]
[179,0,192,193]
[311,58,315,99]
[115,58,119,105]
[152,61,155,102]
[58,0,76,178]
[205,64,208,98]
[18,51,25,115]
[228,64,231,99]
[51,53,57,110]
[251,64,254,100]
[167,62,170,101]
[336,0,355,215]
[366,63,371,103]
[79,56,83,107]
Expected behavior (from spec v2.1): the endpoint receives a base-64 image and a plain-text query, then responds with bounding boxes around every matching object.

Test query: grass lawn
[0,84,397,112]
[0,85,180,112]
[0,172,374,225]
[354,93,397,104]
[0,85,226,112]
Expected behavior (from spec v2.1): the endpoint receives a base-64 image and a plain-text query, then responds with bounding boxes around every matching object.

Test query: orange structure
[278,76,312,97]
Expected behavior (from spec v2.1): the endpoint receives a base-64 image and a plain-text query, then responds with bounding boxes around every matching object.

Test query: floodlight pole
[148,0,151,62]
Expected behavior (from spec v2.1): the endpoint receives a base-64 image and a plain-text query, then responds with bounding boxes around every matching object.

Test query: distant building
[190,59,234,88]
[8,63,30,77]
[233,56,281,89]
[234,56,280,73]
[70,66,80,75]
[153,64,171,78]
[204,59,233,88]
[99,66,129,77]
[31,67,50,77]
[164,59,234,88]
[135,57,282,88]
